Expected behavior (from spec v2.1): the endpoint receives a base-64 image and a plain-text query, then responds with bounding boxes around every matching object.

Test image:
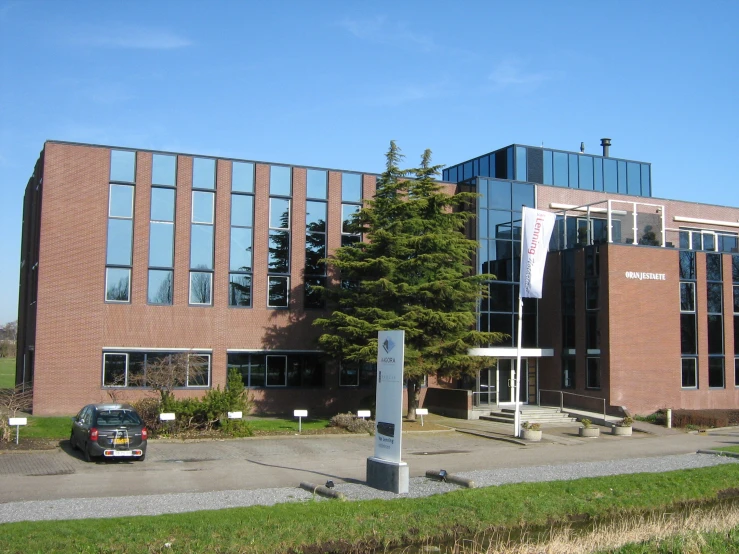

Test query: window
[190,170,215,306]
[682,358,697,389]
[307,169,327,199]
[270,165,291,196]
[562,358,575,389]
[106,153,135,303]
[229,163,254,307]
[103,351,211,388]
[707,253,724,385]
[268,168,292,307]
[152,154,176,186]
[305,198,327,308]
[148,185,175,305]
[268,276,289,308]
[586,357,600,389]
[709,357,724,388]
[228,352,324,388]
[339,362,377,387]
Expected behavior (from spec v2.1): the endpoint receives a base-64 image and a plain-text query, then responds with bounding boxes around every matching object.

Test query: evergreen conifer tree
[314,141,506,419]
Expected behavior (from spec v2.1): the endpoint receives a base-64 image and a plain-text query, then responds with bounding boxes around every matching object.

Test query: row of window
[101,352,385,389]
[105,150,364,308]
[444,146,651,198]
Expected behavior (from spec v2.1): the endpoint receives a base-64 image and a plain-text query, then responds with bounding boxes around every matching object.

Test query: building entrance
[475,359,528,407]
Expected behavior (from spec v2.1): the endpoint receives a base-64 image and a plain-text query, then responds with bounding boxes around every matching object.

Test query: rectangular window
[152,154,176,186]
[708,357,724,388]
[106,267,131,302]
[103,351,211,389]
[562,358,575,389]
[228,353,323,388]
[735,358,739,387]
[268,276,289,308]
[680,283,695,312]
[228,273,252,307]
[189,272,212,305]
[305,199,327,308]
[681,358,697,388]
[232,161,255,193]
[307,169,327,199]
[586,358,601,389]
[270,165,292,196]
[190,185,215,305]
[106,180,135,302]
[110,150,136,183]
[192,158,216,190]
[266,355,287,386]
[680,313,697,355]
[148,270,173,305]
[339,362,376,387]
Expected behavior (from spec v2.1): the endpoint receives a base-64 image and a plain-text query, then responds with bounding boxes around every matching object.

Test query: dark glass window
[266,356,287,386]
[515,147,526,181]
[228,274,252,307]
[586,358,601,389]
[230,227,253,271]
[488,180,512,210]
[110,150,136,183]
[553,152,568,186]
[488,210,513,239]
[707,315,723,354]
[304,277,326,309]
[680,283,695,312]
[526,147,543,184]
[103,353,127,387]
[342,173,362,202]
[270,166,292,196]
[682,358,697,388]
[543,150,553,185]
[734,286,739,313]
[231,195,254,227]
[679,251,696,280]
[232,161,254,193]
[305,234,325,274]
[268,230,290,273]
[307,169,327,200]
[706,253,722,281]
[148,270,173,304]
[479,155,490,177]
[578,156,593,190]
[562,358,575,389]
[489,313,513,346]
[512,183,535,212]
[709,357,724,388]
[487,283,513,312]
[680,313,697,354]
[586,313,599,350]
[707,283,723,314]
[189,272,212,305]
[192,158,216,190]
[268,276,289,307]
[152,154,176,186]
[641,164,651,196]
[586,280,599,310]
[187,354,211,387]
[342,204,360,233]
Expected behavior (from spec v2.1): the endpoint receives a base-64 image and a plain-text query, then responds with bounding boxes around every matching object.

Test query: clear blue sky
[1,1,738,325]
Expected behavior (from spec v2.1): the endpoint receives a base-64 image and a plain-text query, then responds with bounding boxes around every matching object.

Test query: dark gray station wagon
[70,403,147,462]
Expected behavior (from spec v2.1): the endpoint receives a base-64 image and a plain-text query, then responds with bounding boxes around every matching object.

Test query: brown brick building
[16,140,739,416]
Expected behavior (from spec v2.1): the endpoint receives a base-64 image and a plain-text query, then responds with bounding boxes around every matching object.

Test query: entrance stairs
[479,405,579,427]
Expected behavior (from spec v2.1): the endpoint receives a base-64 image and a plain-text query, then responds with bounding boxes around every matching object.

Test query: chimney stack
[601,138,611,157]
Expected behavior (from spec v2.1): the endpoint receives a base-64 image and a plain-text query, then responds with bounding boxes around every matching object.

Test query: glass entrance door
[498,359,527,405]
[476,368,496,406]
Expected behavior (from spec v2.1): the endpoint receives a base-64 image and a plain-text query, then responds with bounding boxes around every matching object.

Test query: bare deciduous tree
[0,385,32,442]
[129,352,209,405]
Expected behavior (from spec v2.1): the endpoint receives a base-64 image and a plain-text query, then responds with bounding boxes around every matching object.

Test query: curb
[425,470,476,488]
[453,428,528,446]
[696,449,739,459]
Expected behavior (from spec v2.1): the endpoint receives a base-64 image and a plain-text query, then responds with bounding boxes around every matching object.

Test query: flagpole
[514,216,525,438]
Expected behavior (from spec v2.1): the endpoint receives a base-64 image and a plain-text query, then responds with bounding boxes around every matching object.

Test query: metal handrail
[538,389,606,422]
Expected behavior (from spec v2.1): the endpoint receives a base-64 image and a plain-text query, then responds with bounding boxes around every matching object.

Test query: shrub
[330,412,374,434]
[521,421,541,431]
[617,416,633,427]
[219,419,253,438]
[581,418,593,428]
[132,397,163,435]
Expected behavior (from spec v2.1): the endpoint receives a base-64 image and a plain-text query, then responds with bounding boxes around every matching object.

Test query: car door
[72,406,91,445]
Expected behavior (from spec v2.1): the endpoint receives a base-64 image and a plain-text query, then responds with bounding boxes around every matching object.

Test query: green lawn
[1,464,739,553]
[247,416,331,433]
[712,445,739,454]
[0,357,15,388]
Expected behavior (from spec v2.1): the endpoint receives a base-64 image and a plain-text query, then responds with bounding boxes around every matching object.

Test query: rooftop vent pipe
[601,138,611,157]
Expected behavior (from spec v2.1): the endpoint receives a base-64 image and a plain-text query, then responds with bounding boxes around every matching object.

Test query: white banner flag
[520,207,556,299]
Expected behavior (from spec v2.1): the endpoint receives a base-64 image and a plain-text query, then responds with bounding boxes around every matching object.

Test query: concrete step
[480,407,578,426]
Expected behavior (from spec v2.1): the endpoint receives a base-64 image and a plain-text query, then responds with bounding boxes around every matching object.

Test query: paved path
[0,416,738,522]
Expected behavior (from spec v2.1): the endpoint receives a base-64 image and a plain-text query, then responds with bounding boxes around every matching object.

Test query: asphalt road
[1,423,738,504]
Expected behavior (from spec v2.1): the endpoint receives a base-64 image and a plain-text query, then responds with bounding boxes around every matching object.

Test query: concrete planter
[579,427,600,438]
[612,425,633,436]
[521,429,542,441]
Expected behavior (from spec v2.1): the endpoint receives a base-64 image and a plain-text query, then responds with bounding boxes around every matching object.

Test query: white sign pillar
[366,330,409,494]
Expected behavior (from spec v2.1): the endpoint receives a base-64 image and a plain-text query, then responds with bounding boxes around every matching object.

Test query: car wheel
[84,443,92,463]
[135,451,146,462]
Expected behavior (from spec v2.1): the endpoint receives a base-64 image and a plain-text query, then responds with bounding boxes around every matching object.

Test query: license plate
[114,438,128,445]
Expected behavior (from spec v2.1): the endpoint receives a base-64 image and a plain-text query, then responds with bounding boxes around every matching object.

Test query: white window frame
[103,352,128,387]
[187,353,211,387]
[681,357,698,389]
[105,267,131,303]
[189,271,213,306]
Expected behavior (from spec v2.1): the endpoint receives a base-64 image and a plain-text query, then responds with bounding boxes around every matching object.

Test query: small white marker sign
[357,410,371,419]
[159,412,176,421]
[416,408,428,427]
[294,410,308,433]
[8,418,27,426]
[227,412,243,419]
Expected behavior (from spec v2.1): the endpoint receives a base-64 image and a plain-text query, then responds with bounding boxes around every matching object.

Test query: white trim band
[468,348,554,357]
[674,216,739,228]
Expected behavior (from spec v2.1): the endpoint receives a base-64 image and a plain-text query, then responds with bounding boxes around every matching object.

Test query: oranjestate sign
[624,271,666,281]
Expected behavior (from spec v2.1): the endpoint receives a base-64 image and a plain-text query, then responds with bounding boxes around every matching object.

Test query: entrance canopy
[469,347,554,358]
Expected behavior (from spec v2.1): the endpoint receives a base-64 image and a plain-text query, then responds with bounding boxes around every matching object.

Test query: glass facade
[443,144,651,198]
[105,151,136,302]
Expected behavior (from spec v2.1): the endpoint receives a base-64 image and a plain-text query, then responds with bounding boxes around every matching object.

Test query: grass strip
[713,445,739,454]
[0,357,15,388]
[1,464,739,553]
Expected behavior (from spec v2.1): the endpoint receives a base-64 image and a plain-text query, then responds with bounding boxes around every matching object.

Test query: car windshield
[96,410,142,426]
